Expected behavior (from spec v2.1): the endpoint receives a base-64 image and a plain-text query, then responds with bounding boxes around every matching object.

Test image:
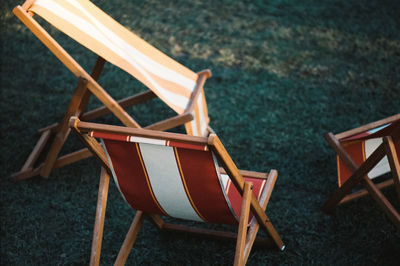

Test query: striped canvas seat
[92,130,265,225]
[322,114,400,230]
[28,0,210,136]
[70,117,285,265]
[337,121,400,186]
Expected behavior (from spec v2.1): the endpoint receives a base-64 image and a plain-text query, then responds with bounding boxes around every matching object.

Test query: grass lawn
[1,0,399,264]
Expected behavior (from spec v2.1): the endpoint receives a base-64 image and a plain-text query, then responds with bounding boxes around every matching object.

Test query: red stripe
[103,139,164,214]
[226,177,266,223]
[92,131,128,142]
[337,140,366,186]
[176,148,237,225]
[167,141,208,151]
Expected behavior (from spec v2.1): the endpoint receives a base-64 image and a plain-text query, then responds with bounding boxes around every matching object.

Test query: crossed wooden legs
[89,169,281,265]
[323,133,400,230]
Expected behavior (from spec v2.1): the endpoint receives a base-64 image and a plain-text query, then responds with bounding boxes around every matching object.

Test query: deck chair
[322,114,400,230]
[69,117,285,265]
[12,0,212,180]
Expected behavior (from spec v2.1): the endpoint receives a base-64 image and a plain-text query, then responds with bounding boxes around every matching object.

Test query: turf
[1,0,400,265]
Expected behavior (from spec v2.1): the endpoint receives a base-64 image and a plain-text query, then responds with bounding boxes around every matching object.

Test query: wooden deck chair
[69,117,285,265]
[12,0,212,180]
[322,114,400,230]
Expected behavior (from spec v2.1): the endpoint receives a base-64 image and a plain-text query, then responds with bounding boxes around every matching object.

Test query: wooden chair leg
[114,211,145,266]
[384,136,400,201]
[243,170,280,263]
[90,167,110,266]
[40,77,89,177]
[11,129,51,180]
[234,182,252,266]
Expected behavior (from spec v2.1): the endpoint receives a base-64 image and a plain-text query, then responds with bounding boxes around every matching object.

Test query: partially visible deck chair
[322,114,400,230]
[12,0,211,180]
[69,117,285,265]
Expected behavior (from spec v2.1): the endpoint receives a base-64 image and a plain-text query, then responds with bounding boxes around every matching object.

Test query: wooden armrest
[219,167,269,179]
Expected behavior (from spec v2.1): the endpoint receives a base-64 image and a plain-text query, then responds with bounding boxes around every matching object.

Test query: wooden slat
[219,167,269,179]
[22,0,36,10]
[234,182,252,266]
[339,179,394,204]
[146,214,165,230]
[161,223,274,247]
[335,114,400,140]
[145,113,192,131]
[185,71,210,114]
[114,211,144,266]
[361,176,400,230]
[384,136,400,201]
[208,134,285,250]
[90,167,110,266]
[11,166,41,181]
[80,90,156,122]
[70,117,208,146]
[21,129,51,172]
[77,56,106,116]
[53,148,92,169]
[70,125,110,173]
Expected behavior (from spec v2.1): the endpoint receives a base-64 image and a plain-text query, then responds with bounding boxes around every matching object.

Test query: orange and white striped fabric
[337,122,400,187]
[91,130,265,225]
[29,0,209,135]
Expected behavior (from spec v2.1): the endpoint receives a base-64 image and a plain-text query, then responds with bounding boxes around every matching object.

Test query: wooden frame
[12,3,211,180]
[69,117,285,265]
[322,114,400,230]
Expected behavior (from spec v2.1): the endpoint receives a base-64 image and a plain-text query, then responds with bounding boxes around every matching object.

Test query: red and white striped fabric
[91,131,265,225]
[28,0,210,132]
[337,122,400,187]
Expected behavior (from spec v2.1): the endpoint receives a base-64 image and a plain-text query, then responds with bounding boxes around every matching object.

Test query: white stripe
[68,0,196,88]
[368,123,391,134]
[33,0,192,112]
[220,174,229,189]
[365,138,390,179]
[197,91,207,136]
[138,143,203,222]
[129,136,165,146]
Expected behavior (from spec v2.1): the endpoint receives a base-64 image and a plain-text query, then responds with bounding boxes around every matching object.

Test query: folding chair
[12,0,211,180]
[69,117,285,265]
[322,114,400,229]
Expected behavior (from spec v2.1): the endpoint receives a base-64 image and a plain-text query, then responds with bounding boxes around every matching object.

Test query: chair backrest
[25,0,210,134]
[90,130,265,225]
[337,121,400,186]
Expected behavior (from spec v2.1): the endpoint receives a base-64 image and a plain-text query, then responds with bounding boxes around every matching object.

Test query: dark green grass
[1,0,400,265]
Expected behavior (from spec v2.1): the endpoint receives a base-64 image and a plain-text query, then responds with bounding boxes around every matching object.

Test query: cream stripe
[365,138,390,179]
[129,136,165,146]
[68,0,197,90]
[35,0,196,91]
[74,0,198,81]
[197,91,207,136]
[32,0,192,112]
[139,143,203,222]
